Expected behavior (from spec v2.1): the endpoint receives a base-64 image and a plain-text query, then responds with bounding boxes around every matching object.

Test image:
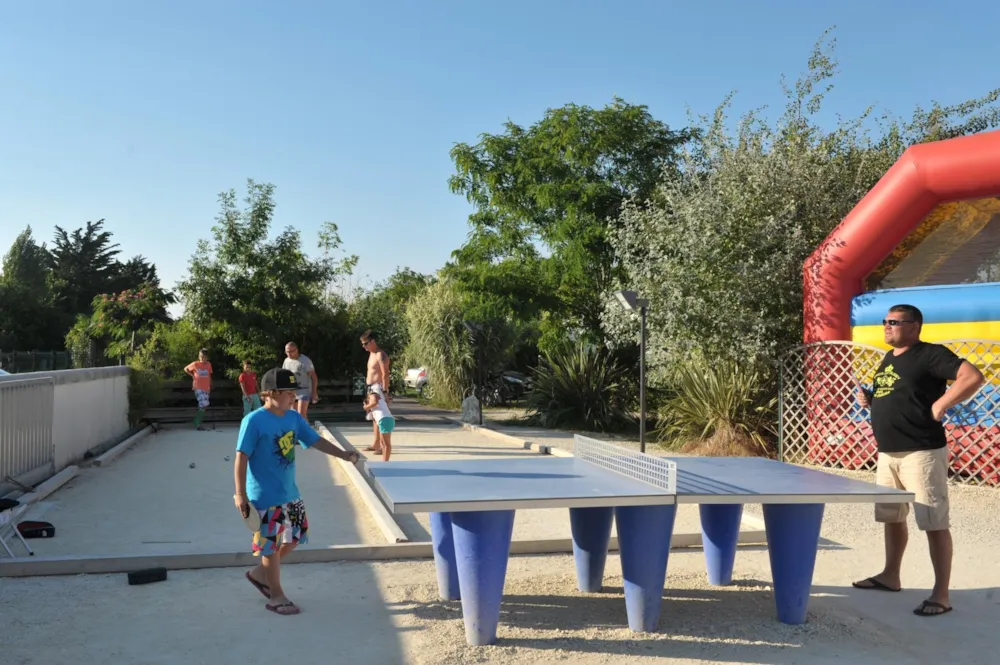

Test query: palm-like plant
[526,340,635,432]
[656,355,777,456]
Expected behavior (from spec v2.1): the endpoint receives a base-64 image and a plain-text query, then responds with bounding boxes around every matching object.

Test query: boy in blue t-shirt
[233,367,359,616]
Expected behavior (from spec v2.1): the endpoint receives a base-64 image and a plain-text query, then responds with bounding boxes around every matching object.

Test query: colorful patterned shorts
[194,389,210,409]
[252,498,309,557]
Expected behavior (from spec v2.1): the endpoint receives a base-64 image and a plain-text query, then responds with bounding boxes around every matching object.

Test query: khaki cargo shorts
[875,447,950,531]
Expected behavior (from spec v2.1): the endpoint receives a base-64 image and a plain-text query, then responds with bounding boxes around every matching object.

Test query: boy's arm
[184,362,195,376]
[238,374,250,396]
[311,438,359,463]
[233,416,257,511]
[297,415,358,463]
[233,452,250,512]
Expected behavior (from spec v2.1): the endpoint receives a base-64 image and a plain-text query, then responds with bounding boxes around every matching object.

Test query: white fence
[0,376,55,488]
[0,367,130,494]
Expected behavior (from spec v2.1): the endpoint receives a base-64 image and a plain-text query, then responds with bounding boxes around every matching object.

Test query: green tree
[347,268,435,381]
[48,219,123,322]
[605,31,1000,378]
[0,227,61,350]
[403,279,476,406]
[65,283,173,363]
[446,98,695,350]
[177,179,358,377]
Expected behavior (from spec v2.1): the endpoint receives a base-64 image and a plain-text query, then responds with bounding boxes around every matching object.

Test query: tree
[403,279,476,406]
[1,226,50,289]
[347,267,435,370]
[177,179,358,376]
[48,219,124,322]
[65,283,173,363]
[446,98,695,349]
[604,30,1000,379]
[0,227,62,350]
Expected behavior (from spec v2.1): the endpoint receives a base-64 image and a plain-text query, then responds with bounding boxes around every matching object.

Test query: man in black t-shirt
[852,304,984,617]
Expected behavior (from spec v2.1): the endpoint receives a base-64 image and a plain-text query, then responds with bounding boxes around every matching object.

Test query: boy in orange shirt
[239,360,263,416]
[184,348,213,430]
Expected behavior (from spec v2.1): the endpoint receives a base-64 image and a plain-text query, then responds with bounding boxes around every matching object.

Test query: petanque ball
[189,462,196,469]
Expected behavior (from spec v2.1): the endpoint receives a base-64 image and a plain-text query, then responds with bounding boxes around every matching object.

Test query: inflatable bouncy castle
[798,130,1000,485]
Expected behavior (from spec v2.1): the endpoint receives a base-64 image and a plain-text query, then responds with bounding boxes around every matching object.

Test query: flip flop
[245,571,270,599]
[266,601,300,615]
[913,600,952,617]
[852,577,901,592]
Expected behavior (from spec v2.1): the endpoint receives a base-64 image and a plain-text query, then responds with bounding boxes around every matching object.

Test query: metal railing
[0,376,55,485]
[778,340,1000,486]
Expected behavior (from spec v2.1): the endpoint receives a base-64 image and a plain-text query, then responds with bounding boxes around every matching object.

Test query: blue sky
[2,0,998,314]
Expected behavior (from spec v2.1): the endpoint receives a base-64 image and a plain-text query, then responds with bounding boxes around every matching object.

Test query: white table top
[365,454,913,513]
[365,456,676,513]
[668,456,914,504]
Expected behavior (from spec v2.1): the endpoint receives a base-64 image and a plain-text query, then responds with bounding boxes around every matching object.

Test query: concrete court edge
[0,417,768,578]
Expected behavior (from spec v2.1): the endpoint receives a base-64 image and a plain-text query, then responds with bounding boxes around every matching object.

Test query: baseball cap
[260,368,297,391]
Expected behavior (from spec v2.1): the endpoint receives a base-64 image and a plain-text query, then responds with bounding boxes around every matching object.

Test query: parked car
[0,368,9,376]
[404,367,428,393]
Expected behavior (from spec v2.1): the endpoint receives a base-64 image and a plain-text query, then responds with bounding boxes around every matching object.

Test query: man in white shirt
[283,342,318,419]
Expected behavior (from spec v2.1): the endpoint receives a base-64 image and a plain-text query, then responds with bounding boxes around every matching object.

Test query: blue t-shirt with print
[236,407,320,509]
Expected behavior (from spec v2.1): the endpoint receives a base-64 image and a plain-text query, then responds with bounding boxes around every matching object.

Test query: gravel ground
[5,412,999,664]
[5,471,998,664]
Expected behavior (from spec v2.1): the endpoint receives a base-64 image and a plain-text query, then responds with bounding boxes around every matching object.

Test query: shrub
[656,355,777,456]
[404,280,475,406]
[526,341,635,432]
[126,365,164,426]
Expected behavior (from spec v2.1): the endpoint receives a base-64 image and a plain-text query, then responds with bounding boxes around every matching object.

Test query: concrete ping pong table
[366,435,913,646]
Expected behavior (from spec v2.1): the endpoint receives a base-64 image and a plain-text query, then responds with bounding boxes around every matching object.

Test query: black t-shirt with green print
[868,342,964,453]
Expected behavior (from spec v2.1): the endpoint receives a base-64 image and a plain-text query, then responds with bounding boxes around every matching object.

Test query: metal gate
[778,340,1000,486]
[0,376,56,487]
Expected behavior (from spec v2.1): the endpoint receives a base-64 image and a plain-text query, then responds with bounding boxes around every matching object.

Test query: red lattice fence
[778,340,1000,486]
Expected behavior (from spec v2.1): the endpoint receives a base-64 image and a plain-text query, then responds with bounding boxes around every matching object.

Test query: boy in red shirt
[184,348,213,430]
[239,360,263,416]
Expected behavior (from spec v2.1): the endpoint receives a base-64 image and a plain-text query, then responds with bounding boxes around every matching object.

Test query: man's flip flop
[913,600,952,617]
[266,601,300,615]
[852,577,901,592]
[245,571,270,599]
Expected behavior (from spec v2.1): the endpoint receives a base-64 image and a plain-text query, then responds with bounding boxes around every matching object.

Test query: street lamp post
[614,290,650,453]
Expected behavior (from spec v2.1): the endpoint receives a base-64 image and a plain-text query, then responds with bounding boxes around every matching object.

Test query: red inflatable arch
[803,129,1000,343]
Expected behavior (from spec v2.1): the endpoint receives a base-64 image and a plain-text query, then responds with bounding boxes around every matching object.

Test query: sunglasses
[882,319,914,327]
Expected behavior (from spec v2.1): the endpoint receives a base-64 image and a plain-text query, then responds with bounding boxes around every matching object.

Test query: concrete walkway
[15,424,383,559]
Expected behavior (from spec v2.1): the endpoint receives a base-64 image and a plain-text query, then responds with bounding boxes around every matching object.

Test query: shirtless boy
[361,329,391,454]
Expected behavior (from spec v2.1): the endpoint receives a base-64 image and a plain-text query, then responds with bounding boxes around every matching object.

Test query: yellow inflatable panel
[852,321,1000,349]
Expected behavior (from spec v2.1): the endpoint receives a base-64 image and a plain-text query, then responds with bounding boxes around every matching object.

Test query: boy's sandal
[245,571,270,599]
[266,601,300,615]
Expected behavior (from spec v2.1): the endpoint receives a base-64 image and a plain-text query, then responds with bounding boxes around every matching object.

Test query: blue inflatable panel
[851,282,1000,326]
[849,384,999,427]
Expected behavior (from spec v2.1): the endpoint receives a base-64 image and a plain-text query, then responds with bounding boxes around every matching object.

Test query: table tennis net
[573,435,677,494]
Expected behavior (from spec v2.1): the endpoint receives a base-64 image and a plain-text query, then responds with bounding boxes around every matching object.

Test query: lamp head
[613,290,649,312]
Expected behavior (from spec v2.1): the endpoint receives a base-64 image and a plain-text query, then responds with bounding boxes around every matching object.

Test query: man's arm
[932,360,986,420]
[379,353,391,395]
[309,368,319,400]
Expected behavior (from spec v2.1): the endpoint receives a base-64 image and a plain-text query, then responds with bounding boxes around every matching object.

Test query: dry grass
[676,425,776,458]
